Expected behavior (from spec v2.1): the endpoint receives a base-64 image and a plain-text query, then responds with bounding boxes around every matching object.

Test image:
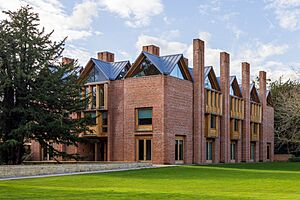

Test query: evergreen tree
[0,6,89,164]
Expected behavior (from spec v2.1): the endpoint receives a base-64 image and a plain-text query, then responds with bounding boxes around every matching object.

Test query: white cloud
[136,32,223,73]
[136,34,188,55]
[98,0,163,28]
[0,0,100,41]
[265,0,300,31]
[63,44,93,67]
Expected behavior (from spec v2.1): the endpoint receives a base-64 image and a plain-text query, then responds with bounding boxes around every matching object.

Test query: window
[206,141,213,161]
[85,87,89,109]
[42,142,54,161]
[175,137,184,162]
[99,86,104,108]
[234,119,239,132]
[87,67,102,83]
[102,112,108,133]
[230,142,236,160]
[205,76,212,89]
[137,138,152,161]
[250,142,255,160]
[132,58,160,78]
[253,123,258,134]
[136,108,153,131]
[84,111,97,125]
[230,86,234,96]
[92,86,96,109]
[170,63,186,80]
[210,115,216,129]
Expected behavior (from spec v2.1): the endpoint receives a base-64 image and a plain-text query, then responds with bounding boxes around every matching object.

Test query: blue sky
[1,0,300,81]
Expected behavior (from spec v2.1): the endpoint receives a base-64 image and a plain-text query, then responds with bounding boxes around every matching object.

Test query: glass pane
[99,86,104,108]
[92,86,96,109]
[84,111,97,125]
[87,68,95,82]
[211,115,216,129]
[205,77,212,89]
[175,140,178,161]
[85,88,89,109]
[138,109,152,125]
[230,86,234,96]
[133,58,160,77]
[170,63,185,80]
[251,143,255,160]
[179,140,184,160]
[102,112,108,125]
[146,140,151,160]
[138,140,144,161]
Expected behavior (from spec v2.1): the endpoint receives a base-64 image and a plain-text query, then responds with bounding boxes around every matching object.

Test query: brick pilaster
[193,39,206,164]
[220,52,230,163]
[259,71,267,162]
[242,62,251,162]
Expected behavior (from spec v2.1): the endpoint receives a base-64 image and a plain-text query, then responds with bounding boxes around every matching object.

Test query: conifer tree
[0,6,88,164]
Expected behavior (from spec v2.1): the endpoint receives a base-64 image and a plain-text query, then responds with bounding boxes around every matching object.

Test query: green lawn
[1,162,300,200]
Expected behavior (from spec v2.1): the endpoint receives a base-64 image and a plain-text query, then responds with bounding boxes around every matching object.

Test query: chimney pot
[142,45,160,56]
[62,57,74,65]
[98,51,115,62]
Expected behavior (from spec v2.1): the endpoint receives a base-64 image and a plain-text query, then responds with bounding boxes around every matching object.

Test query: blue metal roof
[187,66,212,80]
[91,58,129,80]
[142,51,183,75]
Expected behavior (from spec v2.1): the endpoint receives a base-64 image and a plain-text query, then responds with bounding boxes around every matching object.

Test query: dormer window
[132,58,160,78]
[170,63,186,80]
[205,76,212,89]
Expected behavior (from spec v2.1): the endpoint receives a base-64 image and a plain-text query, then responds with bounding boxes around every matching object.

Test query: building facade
[31,38,274,164]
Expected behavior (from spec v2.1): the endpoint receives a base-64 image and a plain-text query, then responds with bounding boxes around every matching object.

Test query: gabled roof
[250,83,260,103]
[187,66,214,80]
[80,58,130,81]
[125,51,192,80]
[230,76,243,97]
[141,51,184,75]
[91,58,130,80]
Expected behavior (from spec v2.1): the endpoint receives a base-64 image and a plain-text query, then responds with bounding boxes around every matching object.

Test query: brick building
[31,38,274,164]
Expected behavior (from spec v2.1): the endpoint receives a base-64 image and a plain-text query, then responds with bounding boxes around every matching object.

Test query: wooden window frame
[135,108,153,132]
[175,136,184,163]
[135,136,152,162]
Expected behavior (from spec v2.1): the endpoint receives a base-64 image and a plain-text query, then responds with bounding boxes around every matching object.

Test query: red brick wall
[265,106,274,161]
[109,80,125,161]
[164,76,193,164]
[123,75,165,164]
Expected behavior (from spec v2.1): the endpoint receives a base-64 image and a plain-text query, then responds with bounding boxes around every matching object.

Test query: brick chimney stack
[242,62,251,162]
[98,51,115,62]
[62,57,74,65]
[259,71,267,161]
[193,39,206,164]
[220,52,231,163]
[142,45,160,56]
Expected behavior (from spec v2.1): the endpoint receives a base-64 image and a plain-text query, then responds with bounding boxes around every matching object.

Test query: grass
[0,162,300,200]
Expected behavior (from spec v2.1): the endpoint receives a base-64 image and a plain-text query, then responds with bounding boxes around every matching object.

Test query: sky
[0,0,300,81]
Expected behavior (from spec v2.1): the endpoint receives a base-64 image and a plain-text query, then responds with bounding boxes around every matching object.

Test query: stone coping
[0,162,152,179]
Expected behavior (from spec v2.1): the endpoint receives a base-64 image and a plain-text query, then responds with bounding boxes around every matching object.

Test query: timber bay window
[175,137,184,162]
[230,142,236,160]
[136,137,152,161]
[136,108,153,131]
[206,141,213,161]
